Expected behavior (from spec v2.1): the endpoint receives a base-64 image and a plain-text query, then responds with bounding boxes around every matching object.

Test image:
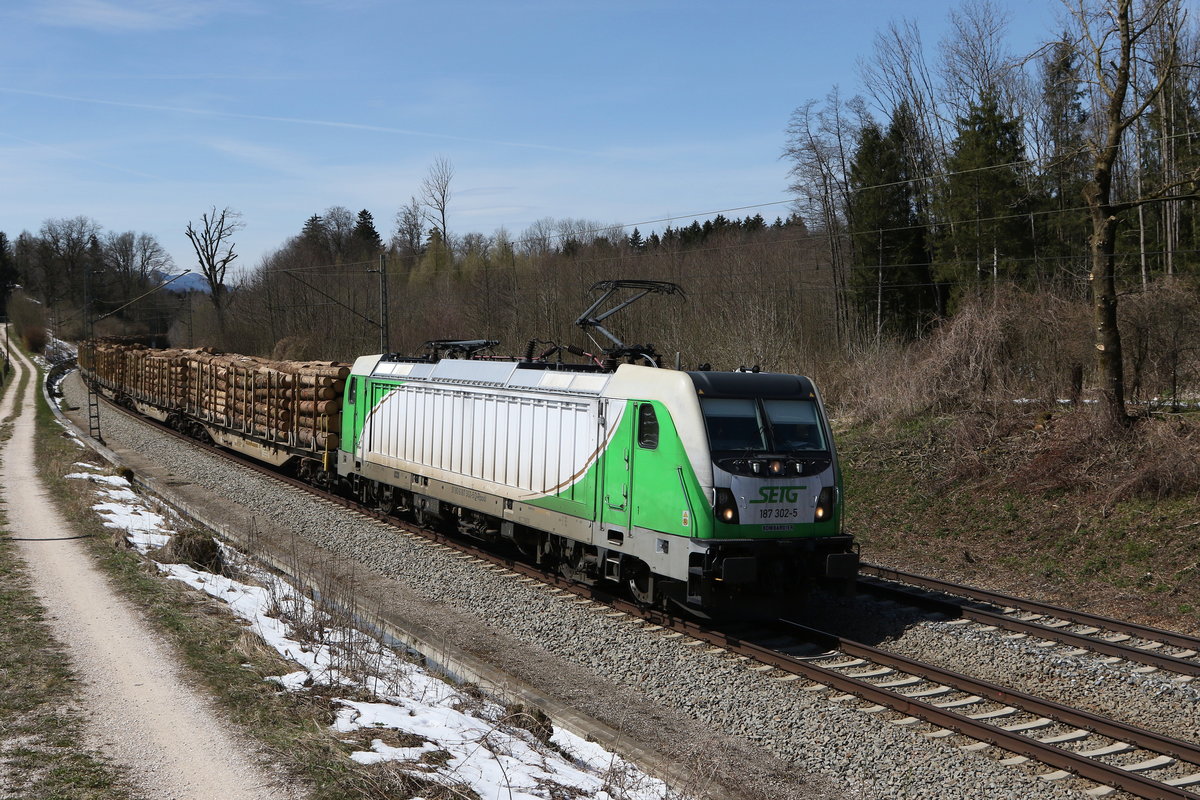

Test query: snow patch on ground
[64,469,677,800]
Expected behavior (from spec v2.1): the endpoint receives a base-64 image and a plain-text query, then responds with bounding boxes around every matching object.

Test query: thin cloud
[0,87,599,156]
[0,130,162,179]
[29,0,219,31]
[201,137,311,177]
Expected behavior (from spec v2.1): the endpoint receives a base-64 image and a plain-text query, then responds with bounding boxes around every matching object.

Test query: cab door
[599,399,633,536]
[342,376,360,457]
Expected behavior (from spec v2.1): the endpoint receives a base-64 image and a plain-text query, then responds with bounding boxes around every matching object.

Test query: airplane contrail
[0,87,598,155]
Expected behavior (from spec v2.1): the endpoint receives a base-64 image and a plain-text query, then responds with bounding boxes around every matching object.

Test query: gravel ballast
[60,372,1190,800]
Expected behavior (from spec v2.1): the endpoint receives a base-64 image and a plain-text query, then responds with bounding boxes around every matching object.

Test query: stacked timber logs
[79,341,349,453]
[80,339,144,391]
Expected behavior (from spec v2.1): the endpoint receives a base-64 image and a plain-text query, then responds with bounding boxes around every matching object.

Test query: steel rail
[87,388,1200,800]
[655,613,1200,799]
[855,574,1200,678]
[767,622,1200,800]
[860,563,1200,652]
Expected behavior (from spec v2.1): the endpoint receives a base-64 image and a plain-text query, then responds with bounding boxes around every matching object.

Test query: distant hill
[151,270,211,293]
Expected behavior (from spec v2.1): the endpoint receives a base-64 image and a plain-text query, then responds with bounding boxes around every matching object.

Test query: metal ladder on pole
[87,384,103,444]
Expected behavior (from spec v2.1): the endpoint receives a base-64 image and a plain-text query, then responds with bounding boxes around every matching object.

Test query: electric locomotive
[338,281,856,614]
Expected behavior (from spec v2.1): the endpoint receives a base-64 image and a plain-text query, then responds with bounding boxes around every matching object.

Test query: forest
[3,0,1198,427]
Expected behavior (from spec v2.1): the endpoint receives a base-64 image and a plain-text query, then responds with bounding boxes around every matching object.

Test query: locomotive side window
[348,377,357,403]
[637,403,659,449]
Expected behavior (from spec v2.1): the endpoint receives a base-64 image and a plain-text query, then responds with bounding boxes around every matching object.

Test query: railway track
[858,564,1200,680]
[723,618,1200,799]
[81,384,1200,800]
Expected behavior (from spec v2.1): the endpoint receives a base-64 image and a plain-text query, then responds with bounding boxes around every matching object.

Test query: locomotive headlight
[814,486,835,521]
[768,459,784,475]
[715,489,740,525]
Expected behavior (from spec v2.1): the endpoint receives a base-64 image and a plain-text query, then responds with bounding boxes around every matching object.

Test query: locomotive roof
[353,354,817,403]
[355,355,616,396]
[686,370,817,399]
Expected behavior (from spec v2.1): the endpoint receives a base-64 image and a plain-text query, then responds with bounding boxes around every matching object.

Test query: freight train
[78,280,857,615]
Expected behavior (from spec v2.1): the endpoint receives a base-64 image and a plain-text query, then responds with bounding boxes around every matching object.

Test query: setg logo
[748,486,806,504]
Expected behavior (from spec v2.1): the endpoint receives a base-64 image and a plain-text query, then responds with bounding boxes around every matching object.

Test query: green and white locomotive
[80,280,858,616]
[338,282,857,614]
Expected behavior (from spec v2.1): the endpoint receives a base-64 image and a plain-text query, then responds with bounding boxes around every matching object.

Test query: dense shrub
[6,290,48,354]
[828,287,1091,422]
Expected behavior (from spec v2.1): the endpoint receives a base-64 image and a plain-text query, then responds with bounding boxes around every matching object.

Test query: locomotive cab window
[762,399,826,452]
[701,398,767,452]
[348,377,357,403]
[701,397,827,453]
[637,403,659,449]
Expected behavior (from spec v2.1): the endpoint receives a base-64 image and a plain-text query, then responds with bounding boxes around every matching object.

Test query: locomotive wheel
[376,486,396,515]
[626,558,657,607]
[558,542,589,582]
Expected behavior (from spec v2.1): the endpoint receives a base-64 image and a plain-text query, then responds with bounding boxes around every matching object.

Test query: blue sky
[1,0,1061,276]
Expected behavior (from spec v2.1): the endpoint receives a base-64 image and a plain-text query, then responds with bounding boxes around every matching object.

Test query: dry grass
[149,528,226,573]
[841,404,1200,631]
[1012,409,1200,501]
[827,287,1092,423]
[829,283,1200,630]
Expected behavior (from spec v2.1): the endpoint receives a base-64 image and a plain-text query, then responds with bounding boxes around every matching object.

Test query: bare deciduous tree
[1067,0,1192,425]
[185,206,244,341]
[939,0,1020,116]
[103,231,172,297]
[36,216,100,306]
[519,217,556,256]
[322,206,356,259]
[391,196,425,271]
[783,88,869,342]
[420,157,454,249]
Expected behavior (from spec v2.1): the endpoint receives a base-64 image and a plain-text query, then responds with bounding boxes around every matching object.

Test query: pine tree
[933,91,1032,304]
[1034,35,1090,289]
[353,209,384,255]
[299,214,332,262]
[627,227,645,251]
[848,104,938,338]
[0,232,15,311]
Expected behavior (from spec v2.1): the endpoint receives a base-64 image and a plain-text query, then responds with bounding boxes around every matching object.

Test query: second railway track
[858,564,1200,680]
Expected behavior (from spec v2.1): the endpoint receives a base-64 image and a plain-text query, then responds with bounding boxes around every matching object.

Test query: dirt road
[1,341,295,800]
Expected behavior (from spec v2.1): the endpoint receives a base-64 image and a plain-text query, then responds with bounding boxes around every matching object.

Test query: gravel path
[58,370,1170,800]
[7,348,296,800]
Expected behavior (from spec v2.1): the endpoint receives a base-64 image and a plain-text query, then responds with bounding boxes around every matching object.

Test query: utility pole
[367,253,389,353]
[83,267,103,444]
